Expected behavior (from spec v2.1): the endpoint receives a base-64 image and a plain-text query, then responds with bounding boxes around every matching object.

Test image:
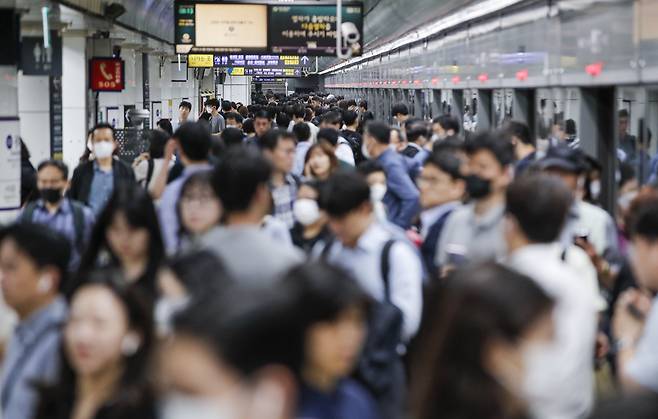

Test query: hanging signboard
[187,54,214,68]
[90,58,125,92]
[21,31,62,76]
[0,119,21,210]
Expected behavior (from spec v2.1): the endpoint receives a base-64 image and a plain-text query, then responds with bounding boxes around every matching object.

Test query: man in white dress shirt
[505,173,598,419]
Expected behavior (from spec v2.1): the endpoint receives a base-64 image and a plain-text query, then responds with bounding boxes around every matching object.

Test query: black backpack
[341,130,366,165]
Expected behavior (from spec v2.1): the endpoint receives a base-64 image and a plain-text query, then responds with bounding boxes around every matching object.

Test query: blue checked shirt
[270,174,298,229]
[19,199,95,271]
[88,162,115,215]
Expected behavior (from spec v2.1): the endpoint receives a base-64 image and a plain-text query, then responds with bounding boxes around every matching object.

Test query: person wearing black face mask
[435,131,514,272]
[19,160,95,272]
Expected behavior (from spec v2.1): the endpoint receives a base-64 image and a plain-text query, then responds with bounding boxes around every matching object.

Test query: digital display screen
[213,54,305,68]
[269,4,363,56]
[176,3,268,54]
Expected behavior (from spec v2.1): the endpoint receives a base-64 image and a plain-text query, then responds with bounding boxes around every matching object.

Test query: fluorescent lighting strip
[319,0,525,75]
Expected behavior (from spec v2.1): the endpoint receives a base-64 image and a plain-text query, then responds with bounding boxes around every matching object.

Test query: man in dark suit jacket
[417,152,465,277]
[68,123,136,215]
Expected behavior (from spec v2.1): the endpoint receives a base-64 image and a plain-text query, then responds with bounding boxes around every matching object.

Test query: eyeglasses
[180,194,216,205]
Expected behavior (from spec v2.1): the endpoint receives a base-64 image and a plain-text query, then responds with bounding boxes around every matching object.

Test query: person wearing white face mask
[505,174,599,419]
[356,160,389,225]
[290,182,332,254]
[361,121,420,230]
[69,123,137,215]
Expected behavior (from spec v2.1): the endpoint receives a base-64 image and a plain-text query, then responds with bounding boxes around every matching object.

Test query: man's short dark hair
[319,172,371,217]
[276,113,291,129]
[179,101,192,111]
[174,283,305,377]
[292,104,306,119]
[356,160,385,177]
[293,122,311,143]
[205,98,220,109]
[221,128,245,148]
[254,110,272,121]
[212,147,272,213]
[37,159,69,180]
[464,131,515,167]
[365,121,391,144]
[221,100,232,113]
[619,109,630,119]
[259,129,295,152]
[433,115,460,134]
[407,123,429,144]
[424,152,462,181]
[321,111,342,127]
[242,118,255,134]
[92,123,115,139]
[317,128,339,147]
[505,121,533,147]
[432,136,464,155]
[358,99,368,110]
[505,174,573,243]
[627,191,658,241]
[225,112,243,124]
[156,119,174,136]
[342,110,358,126]
[173,122,211,161]
[565,119,577,136]
[392,103,409,116]
[0,223,70,291]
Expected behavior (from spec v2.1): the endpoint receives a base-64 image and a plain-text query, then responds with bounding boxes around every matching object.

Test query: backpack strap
[145,158,155,188]
[21,201,37,222]
[380,239,396,302]
[69,200,86,253]
[321,237,336,260]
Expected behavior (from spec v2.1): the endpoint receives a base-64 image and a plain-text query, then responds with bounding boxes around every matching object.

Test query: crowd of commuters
[0,90,657,419]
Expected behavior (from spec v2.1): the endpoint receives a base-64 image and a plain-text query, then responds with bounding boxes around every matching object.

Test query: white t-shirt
[336,137,355,166]
[509,243,598,419]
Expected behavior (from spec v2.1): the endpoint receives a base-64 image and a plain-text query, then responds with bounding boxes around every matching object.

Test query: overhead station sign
[214,54,303,68]
[175,1,363,58]
[227,67,303,77]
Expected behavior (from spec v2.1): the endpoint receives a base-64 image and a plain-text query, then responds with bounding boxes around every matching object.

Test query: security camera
[341,22,360,44]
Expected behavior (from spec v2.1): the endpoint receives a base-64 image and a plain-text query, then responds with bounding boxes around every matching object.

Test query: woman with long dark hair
[34,269,156,419]
[77,184,164,300]
[410,262,555,419]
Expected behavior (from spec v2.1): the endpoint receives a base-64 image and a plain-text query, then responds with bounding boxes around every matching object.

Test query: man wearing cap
[536,145,619,260]
[535,145,619,306]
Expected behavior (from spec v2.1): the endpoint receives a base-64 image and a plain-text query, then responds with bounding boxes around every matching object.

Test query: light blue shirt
[293,141,312,177]
[626,296,658,392]
[0,297,67,419]
[88,162,114,215]
[321,221,423,340]
[159,163,213,254]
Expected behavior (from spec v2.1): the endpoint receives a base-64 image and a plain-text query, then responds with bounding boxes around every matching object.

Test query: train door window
[463,89,478,133]
[617,87,649,184]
